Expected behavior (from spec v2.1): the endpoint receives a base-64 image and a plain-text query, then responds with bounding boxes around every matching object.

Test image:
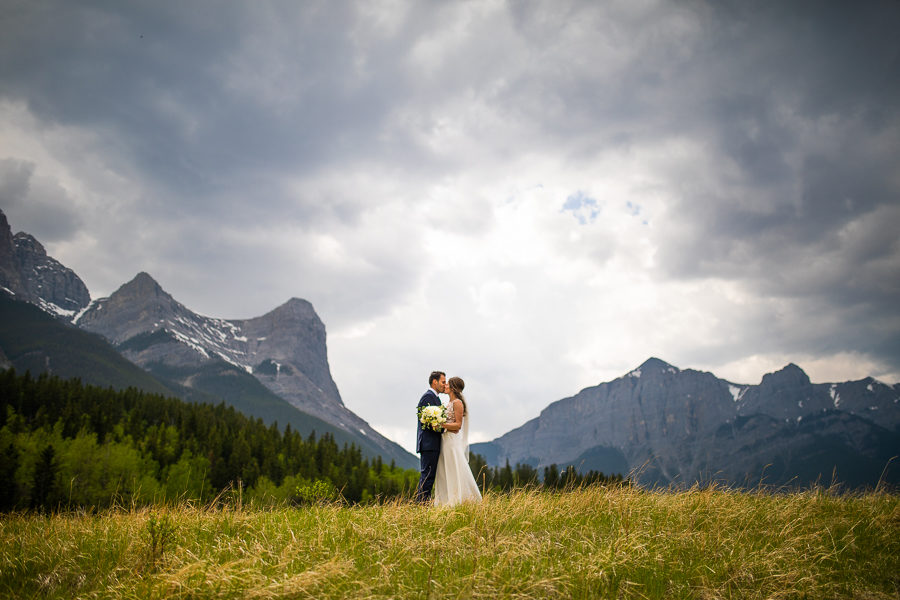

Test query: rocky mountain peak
[271,297,317,319]
[759,363,811,390]
[116,272,169,302]
[243,297,336,401]
[77,272,182,344]
[0,210,12,244]
[639,357,678,372]
[627,357,680,379]
[0,210,90,314]
[254,298,325,349]
[0,210,25,295]
[12,232,46,257]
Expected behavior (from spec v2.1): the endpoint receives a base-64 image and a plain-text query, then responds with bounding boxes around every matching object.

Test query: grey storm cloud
[2,1,416,216]
[0,158,81,242]
[2,0,897,285]
[0,159,32,205]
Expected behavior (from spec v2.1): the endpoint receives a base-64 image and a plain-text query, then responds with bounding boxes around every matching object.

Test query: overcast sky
[2,0,899,453]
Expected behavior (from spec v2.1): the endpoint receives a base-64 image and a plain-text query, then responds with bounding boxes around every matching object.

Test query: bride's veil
[462,399,470,460]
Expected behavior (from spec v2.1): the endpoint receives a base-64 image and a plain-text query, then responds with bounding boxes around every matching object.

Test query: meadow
[1,484,897,599]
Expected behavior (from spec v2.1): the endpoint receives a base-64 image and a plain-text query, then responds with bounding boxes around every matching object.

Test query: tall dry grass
[1,484,898,599]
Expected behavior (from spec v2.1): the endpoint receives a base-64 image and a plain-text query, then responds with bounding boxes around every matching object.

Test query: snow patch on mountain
[155,312,258,373]
[728,384,747,402]
[72,300,97,324]
[37,297,77,318]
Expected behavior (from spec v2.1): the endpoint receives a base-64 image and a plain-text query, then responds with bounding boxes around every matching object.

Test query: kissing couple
[415,371,483,506]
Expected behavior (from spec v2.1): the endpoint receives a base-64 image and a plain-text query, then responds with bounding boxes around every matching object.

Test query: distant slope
[145,358,409,460]
[0,292,174,395]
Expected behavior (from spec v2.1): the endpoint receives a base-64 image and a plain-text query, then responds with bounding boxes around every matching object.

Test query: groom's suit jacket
[416,389,443,454]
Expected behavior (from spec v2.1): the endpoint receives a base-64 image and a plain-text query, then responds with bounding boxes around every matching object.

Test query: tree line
[468,453,627,491]
[0,369,626,512]
[0,369,418,511]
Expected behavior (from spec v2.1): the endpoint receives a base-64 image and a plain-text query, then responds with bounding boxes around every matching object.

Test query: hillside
[0,292,174,396]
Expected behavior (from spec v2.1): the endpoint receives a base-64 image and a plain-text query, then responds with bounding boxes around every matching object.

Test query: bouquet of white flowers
[418,404,447,433]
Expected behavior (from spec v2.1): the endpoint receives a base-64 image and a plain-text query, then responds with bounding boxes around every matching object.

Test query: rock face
[0,210,90,316]
[0,211,24,296]
[239,298,344,419]
[472,358,900,489]
[77,272,412,465]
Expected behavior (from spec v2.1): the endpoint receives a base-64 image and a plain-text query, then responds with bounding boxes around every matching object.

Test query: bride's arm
[443,399,463,433]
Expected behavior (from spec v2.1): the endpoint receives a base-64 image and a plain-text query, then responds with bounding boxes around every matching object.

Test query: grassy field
[1,485,898,599]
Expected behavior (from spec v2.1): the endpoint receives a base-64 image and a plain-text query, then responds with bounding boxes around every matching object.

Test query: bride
[433,377,482,506]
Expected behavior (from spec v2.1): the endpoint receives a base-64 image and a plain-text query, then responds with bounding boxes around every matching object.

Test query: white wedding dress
[433,399,482,506]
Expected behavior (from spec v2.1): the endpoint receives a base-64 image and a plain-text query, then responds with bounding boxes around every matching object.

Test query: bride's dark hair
[448,377,466,414]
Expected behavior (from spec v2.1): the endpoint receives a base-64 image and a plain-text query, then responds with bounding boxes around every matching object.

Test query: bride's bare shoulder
[452,397,466,414]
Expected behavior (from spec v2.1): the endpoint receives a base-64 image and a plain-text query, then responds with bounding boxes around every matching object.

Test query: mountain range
[0,209,416,469]
[472,357,900,488]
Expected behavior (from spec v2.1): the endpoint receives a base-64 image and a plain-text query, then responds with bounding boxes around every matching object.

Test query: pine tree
[0,443,20,511]
[31,444,59,511]
[544,464,560,489]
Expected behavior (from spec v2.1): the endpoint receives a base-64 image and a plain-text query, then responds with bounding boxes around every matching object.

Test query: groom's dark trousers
[415,389,442,503]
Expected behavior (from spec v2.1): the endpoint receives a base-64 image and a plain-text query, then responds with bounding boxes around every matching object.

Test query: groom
[415,370,446,503]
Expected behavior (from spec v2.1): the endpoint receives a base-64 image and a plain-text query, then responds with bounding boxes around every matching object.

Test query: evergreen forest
[0,369,419,511]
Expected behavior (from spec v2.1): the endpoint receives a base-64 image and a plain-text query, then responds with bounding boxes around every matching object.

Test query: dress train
[433,401,482,507]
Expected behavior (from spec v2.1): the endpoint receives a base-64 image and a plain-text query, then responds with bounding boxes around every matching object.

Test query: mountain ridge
[77,272,415,467]
[472,359,900,489]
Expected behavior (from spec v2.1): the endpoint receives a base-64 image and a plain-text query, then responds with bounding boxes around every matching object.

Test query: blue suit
[415,389,442,502]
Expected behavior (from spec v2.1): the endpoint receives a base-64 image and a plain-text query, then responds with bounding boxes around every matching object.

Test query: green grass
[1,485,898,599]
